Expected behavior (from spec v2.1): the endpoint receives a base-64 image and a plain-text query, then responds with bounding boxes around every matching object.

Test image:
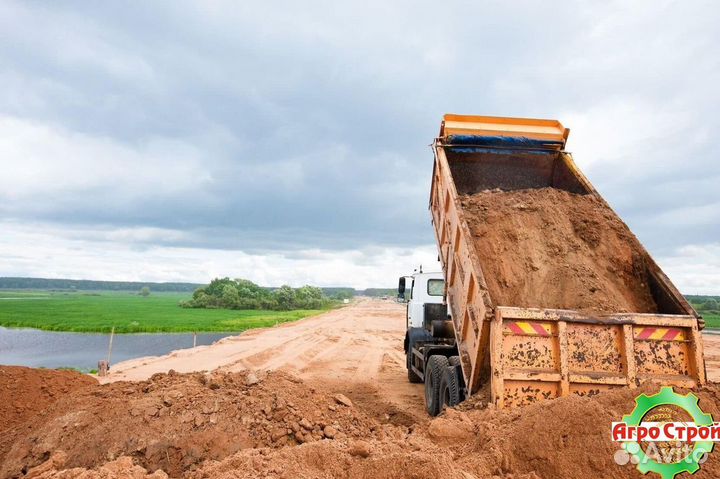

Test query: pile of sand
[6,367,720,479]
[460,188,659,314]
[0,370,378,478]
[0,366,97,433]
[0,366,97,469]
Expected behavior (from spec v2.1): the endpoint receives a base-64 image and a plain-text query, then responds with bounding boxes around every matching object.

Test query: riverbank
[0,291,330,333]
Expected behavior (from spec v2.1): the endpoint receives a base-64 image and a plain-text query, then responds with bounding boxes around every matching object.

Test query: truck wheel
[424,355,449,416]
[407,350,422,383]
[440,365,461,409]
[448,356,466,402]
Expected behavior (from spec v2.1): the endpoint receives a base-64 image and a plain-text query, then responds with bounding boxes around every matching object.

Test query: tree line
[0,277,202,292]
[698,298,719,313]
[180,278,344,311]
[0,276,398,300]
[687,296,720,314]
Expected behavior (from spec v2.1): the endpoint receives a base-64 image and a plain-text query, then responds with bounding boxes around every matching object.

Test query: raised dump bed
[429,114,706,408]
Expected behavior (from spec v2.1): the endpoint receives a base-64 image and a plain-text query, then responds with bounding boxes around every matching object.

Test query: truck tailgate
[491,307,706,408]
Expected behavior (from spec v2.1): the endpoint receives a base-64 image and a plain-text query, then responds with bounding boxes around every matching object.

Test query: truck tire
[424,355,449,416]
[448,356,466,402]
[440,365,461,409]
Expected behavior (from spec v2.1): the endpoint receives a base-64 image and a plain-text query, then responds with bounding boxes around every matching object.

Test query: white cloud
[562,101,690,171]
[0,0,717,292]
[0,115,211,202]
[0,220,440,289]
[659,244,720,295]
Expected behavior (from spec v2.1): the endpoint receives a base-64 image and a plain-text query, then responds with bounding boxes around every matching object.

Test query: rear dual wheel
[424,355,462,416]
[424,355,448,416]
[440,361,461,410]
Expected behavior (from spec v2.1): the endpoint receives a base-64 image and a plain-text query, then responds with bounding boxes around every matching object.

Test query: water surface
[0,326,234,369]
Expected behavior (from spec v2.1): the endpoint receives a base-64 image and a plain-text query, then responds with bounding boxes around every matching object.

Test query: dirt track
[101,296,720,447]
[104,298,426,423]
[105,298,720,404]
[704,333,720,382]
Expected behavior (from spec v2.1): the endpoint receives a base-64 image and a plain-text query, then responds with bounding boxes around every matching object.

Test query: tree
[140,286,150,297]
[182,291,210,308]
[205,277,236,297]
[332,290,354,301]
[221,284,240,308]
[273,285,297,310]
[296,285,324,309]
[702,298,719,311]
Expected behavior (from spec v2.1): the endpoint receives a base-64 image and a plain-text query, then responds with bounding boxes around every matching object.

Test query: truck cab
[400,271,462,415]
[398,271,445,328]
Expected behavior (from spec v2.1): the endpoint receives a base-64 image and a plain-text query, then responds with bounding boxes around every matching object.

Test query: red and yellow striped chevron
[504,321,553,337]
[634,327,685,341]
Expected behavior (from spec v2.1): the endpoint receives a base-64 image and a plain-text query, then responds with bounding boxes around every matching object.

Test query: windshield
[427,279,444,296]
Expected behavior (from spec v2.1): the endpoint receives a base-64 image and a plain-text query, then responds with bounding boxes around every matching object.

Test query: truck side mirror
[398,277,406,299]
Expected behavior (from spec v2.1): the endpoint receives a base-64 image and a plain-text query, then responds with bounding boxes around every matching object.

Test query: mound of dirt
[0,366,97,433]
[460,383,720,478]
[0,370,379,478]
[189,383,720,479]
[460,187,659,313]
[17,370,720,479]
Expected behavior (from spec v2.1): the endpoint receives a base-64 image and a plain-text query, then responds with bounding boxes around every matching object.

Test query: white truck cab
[398,272,445,328]
[400,270,454,390]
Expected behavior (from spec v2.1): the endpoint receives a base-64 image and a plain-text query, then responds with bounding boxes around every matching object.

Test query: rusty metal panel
[634,338,691,377]
[488,308,706,408]
[569,384,623,398]
[502,321,558,371]
[566,323,624,374]
[431,145,494,395]
[503,380,560,408]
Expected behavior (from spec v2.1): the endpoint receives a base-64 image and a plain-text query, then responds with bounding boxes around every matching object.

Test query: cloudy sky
[1,1,718,291]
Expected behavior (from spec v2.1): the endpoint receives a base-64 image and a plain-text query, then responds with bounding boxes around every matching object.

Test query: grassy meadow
[0,290,327,333]
[695,310,720,329]
[704,314,720,329]
[687,297,720,329]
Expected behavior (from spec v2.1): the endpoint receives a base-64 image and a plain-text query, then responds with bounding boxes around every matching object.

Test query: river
[0,326,235,370]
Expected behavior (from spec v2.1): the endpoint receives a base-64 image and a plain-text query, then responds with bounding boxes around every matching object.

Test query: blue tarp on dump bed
[445,134,563,152]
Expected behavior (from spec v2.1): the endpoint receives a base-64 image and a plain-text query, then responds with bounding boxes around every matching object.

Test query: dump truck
[404,114,707,415]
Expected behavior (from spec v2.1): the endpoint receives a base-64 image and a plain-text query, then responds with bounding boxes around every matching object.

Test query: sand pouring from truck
[403,114,707,416]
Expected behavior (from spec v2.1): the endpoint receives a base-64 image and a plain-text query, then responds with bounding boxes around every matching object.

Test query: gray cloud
[0,0,718,289]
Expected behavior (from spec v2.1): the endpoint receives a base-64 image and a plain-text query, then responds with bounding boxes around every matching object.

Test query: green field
[700,313,720,329]
[688,298,720,329]
[0,291,327,333]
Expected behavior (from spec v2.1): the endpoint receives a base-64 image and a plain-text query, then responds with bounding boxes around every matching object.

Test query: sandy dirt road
[703,332,720,382]
[104,298,426,423]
